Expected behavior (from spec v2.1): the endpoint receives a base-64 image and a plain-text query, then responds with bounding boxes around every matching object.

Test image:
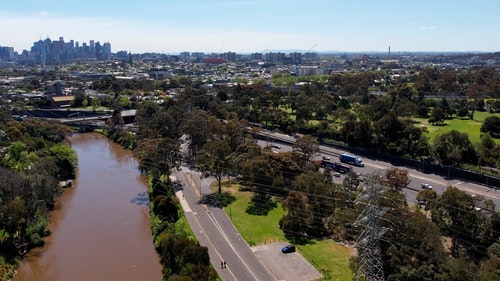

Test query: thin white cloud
[420,25,437,30]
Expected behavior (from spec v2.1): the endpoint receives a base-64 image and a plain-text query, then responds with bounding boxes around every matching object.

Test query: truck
[339,153,364,167]
[320,160,351,174]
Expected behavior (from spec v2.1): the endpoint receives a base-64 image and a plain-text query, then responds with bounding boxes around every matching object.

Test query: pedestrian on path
[224,261,227,268]
[221,261,224,269]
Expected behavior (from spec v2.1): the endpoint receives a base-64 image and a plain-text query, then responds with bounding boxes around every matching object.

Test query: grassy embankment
[414,111,500,145]
[218,181,354,281]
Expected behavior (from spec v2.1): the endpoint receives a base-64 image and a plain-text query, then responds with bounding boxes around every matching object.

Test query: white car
[322,155,330,160]
[421,183,433,190]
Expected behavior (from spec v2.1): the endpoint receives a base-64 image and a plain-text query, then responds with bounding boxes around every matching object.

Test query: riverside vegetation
[2,60,500,280]
[0,114,77,281]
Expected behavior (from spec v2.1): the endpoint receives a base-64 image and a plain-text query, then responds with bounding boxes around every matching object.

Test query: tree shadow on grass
[283,232,321,246]
[287,235,315,246]
[245,193,277,216]
[201,191,236,208]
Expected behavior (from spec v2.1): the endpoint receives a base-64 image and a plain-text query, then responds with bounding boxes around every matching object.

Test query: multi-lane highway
[259,130,500,210]
[171,131,499,281]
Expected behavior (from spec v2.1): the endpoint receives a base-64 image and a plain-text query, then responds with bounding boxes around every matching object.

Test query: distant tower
[388,46,391,57]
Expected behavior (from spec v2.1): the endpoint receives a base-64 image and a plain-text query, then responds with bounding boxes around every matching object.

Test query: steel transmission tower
[353,179,386,281]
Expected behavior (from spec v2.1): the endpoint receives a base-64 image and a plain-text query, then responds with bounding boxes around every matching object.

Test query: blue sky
[1,0,499,54]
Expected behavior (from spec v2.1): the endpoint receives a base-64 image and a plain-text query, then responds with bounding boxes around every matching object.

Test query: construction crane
[307,43,318,53]
[305,43,318,59]
[296,44,318,76]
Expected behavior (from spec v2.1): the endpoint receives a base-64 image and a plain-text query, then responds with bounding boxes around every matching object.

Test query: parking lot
[252,242,323,281]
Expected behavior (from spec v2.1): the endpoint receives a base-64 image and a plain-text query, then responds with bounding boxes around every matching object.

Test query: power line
[353,179,386,281]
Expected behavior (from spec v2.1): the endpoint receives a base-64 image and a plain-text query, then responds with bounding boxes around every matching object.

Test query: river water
[13,133,163,281]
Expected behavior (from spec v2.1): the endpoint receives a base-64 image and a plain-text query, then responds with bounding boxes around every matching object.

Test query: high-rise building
[289,52,302,64]
[251,52,263,61]
[222,51,236,62]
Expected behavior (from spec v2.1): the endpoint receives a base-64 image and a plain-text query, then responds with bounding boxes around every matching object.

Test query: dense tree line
[107,100,218,280]
[109,66,500,280]
[131,101,500,280]
[156,66,499,170]
[0,110,77,279]
[4,63,499,280]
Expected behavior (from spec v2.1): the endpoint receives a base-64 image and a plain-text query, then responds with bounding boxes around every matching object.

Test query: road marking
[205,209,262,281]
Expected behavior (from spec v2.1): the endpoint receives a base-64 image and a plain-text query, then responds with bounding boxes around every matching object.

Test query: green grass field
[414,111,500,144]
[220,182,355,281]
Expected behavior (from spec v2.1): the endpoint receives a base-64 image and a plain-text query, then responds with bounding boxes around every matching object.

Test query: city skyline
[1,0,499,54]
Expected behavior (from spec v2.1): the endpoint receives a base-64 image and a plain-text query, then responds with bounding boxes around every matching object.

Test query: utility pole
[354,178,386,281]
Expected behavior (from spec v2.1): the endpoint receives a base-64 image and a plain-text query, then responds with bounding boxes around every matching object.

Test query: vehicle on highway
[321,160,352,174]
[339,153,364,167]
[322,155,330,160]
[421,183,433,189]
[333,172,341,177]
[270,144,281,149]
[281,244,296,254]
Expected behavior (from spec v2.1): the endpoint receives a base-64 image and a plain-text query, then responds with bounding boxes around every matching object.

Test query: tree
[373,112,406,154]
[182,111,222,157]
[431,130,478,165]
[476,133,500,167]
[292,170,334,237]
[417,105,429,118]
[384,168,410,191]
[279,191,311,239]
[48,143,78,180]
[457,107,469,119]
[134,137,181,177]
[196,139,231,195]
[91,96,100,111]
[241,155,275,195]
[401,125,429,158]
[416,189,438,210]
[431,187,482,258]
[382,208,445,280]
[340,120,373,147]
[428,107,446,125]
[292,135,319,167]
[71,90,87,107]
[481,116,500,136]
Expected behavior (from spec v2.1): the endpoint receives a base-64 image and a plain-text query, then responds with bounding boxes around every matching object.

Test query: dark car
[281,244,296,254]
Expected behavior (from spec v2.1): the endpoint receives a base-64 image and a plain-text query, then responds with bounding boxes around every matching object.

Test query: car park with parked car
[281,244,296,254]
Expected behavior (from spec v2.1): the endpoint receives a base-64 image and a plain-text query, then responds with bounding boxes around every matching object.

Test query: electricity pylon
[353,178,386,281]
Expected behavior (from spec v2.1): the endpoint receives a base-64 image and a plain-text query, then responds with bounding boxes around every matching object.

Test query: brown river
[13,133,163,281]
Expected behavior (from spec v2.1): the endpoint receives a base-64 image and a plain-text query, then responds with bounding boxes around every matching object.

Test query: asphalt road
[171,132,500,281]
[260,130,500,210]
[173,168,277,281]
[172,166,324,281]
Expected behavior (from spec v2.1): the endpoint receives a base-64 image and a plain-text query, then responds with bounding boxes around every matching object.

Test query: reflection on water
[13,133,162,281]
